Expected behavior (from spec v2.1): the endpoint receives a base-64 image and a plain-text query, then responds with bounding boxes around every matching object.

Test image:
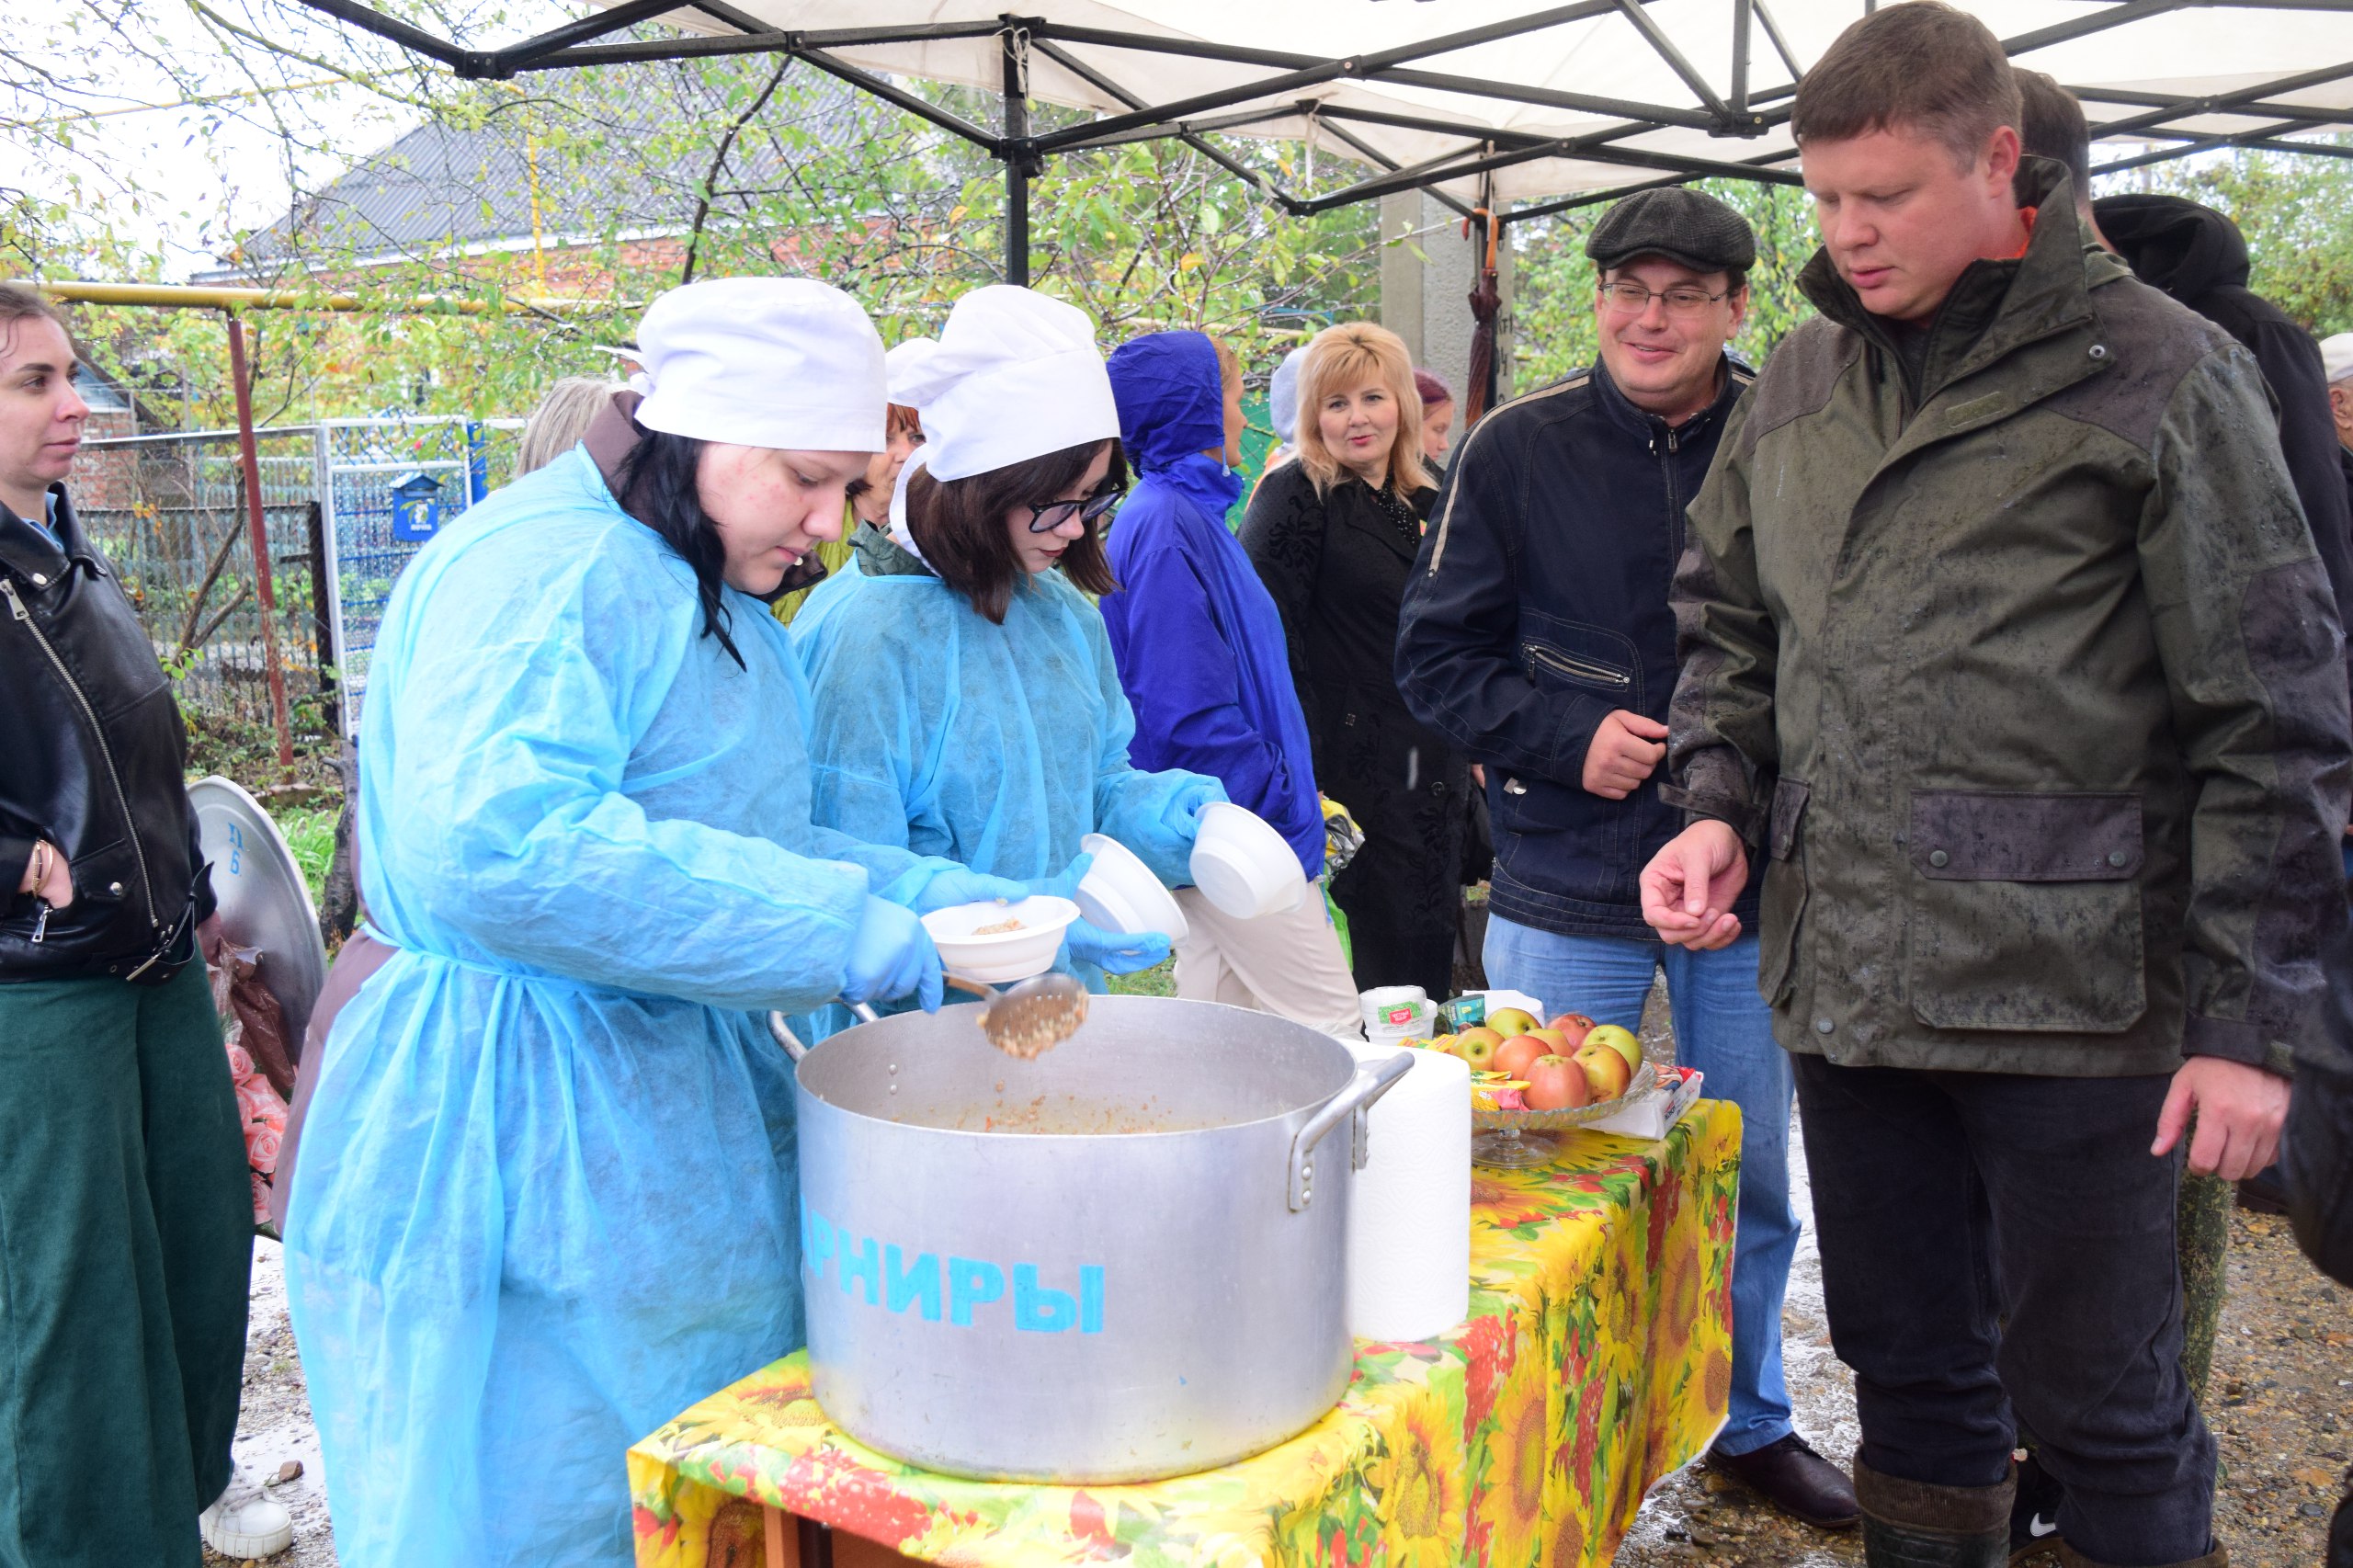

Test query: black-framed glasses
[1022,485,1126,533]
[1597,280,1735,316]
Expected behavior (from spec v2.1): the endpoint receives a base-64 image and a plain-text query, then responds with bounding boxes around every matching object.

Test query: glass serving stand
[1469,1078,1664,1167]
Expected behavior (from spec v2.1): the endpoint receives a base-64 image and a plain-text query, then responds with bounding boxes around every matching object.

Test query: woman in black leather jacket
[0,287,269,1565]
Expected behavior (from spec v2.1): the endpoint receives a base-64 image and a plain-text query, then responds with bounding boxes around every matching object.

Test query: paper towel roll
[1344,1041,1472,1342]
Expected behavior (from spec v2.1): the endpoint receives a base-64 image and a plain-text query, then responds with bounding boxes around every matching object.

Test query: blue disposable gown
[790,540,1222,990]
[284,447,966,1568]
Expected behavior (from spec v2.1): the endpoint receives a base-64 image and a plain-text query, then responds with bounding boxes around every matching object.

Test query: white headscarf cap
[885,285,1120,482]
[2324,332,2353,387]
[631,278,886,452]
[1268,346,1311,447]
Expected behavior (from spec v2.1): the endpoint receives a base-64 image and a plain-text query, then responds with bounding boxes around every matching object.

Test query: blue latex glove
[908,865,1038,916]
[1030,851,1097,902]
[1063,916,1172,976]
[842,895,944,1012]
[1169,778,1224,844]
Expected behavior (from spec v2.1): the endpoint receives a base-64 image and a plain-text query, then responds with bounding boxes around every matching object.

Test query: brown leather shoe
[1708,1434,1861,1529]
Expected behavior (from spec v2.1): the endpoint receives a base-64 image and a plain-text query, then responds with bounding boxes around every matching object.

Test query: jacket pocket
[1758,778,1809,1006]
[1905,790,2147,1033]
[1518,611,1643,706]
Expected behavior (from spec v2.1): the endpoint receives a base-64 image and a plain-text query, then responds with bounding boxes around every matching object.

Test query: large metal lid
[189,775,328,1049]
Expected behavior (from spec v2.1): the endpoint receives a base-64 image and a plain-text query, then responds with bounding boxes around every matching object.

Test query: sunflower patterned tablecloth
[631,1100,1740,1568]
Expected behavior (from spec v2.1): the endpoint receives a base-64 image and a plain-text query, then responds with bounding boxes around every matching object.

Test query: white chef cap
[2324,332,2353,388]
[1268,346,1311,446]
[885,285,1120,482]
[631,277,886,452]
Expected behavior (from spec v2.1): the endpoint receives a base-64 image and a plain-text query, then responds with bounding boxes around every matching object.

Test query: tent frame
[295,0,2353,279]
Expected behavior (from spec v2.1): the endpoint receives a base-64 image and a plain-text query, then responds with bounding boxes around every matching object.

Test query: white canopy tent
[297,0,2353,251]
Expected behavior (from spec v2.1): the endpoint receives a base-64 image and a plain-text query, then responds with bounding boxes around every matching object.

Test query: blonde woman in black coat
[1241,322,1465,998]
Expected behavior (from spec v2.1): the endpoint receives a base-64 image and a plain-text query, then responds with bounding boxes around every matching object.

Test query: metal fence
[76,427,333,743]
[317,417,518,733]
[77,416,521,752]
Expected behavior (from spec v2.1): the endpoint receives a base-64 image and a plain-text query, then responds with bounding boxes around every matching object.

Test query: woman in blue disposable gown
[792,286,1231,987]
[283,278,1036,1568]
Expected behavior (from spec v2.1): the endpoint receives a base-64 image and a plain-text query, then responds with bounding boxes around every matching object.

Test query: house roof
[213,67,878,276]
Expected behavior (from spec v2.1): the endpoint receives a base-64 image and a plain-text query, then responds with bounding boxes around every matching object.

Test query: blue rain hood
[1108,331,1227,475]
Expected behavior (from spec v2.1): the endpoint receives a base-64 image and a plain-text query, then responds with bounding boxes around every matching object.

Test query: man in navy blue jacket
[1101,331,1362,1037]
[1397,189,1854,1527]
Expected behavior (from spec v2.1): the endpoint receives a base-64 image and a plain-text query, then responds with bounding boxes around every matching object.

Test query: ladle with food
[944,971,1091,1059]
[919,893,1094,1058]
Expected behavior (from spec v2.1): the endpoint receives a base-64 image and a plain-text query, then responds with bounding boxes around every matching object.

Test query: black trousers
[1793,1055,2214,1566]
[1331,770,1465,1001]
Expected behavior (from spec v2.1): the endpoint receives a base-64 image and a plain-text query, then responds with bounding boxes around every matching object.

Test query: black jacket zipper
[1,575,159,928]
[1524,641,1631,688]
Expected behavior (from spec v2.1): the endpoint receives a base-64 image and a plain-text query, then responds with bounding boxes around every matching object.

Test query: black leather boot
[2058,1541,2226,1568]
[1855,1457,2015,1568]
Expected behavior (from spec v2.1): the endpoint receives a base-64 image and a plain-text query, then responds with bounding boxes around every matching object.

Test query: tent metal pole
[2072,83,2350,125]
[2078,57,2353,137]
[1313,119,1478,219]
[1004,26,1031,287]
[485,0,681,71]
[1730,0,1753,114]
[1027,39,1304,208]
[2094,119,2353,170]
[1612,0,1733,120]
[798,47,1000,143]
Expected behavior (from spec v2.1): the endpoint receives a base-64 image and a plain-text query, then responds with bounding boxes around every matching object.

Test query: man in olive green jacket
[1643,7,2351,1568]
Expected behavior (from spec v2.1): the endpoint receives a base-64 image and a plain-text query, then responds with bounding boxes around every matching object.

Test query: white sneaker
[199,1472,294,1560]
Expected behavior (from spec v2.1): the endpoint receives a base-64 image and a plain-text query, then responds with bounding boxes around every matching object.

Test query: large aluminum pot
[767,995,1410,1483]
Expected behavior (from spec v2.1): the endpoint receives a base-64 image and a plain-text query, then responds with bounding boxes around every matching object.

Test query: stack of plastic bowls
[1188,803,1309,920]
[1074,834,1189,941]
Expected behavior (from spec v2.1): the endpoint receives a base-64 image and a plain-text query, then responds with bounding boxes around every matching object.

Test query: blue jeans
[1483,913,1798,1457]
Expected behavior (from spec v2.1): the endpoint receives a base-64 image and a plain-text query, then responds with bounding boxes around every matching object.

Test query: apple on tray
[1453,1026,1503,1072]
[1585,1024,1643,1074]
[1484,1006,1540,1040]
[1572,1038,1633,1103]
[1492,1034,1550,1077]
[1547,1012,1597,1051]
[1522,1054,1591,1110]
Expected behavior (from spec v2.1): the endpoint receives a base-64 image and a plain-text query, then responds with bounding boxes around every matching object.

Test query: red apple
[1493,1034,1549,1077]
[1523,1054,1591,1110]
[1548,1013,1597,1051]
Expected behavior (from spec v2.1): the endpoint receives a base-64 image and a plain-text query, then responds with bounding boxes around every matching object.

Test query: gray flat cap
[1586,187,1756,274]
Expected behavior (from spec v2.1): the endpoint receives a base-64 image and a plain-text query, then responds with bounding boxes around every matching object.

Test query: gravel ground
[203,1239,334,1568]
[214,978,2351,1568]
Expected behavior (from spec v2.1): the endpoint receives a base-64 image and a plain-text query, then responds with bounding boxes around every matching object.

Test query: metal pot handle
[766,999,882,1062]
[1287,1049,1415,1212]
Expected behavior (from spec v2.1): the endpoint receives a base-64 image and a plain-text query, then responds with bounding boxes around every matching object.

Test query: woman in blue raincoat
[283,278,1036,1568]
[1096,331,1361,1037]
[791,287,1230,986]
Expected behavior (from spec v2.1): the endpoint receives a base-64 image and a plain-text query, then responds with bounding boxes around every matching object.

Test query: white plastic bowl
[919,896,1081,984]
[1075,833,1189,944]
[1188,803,1308,920]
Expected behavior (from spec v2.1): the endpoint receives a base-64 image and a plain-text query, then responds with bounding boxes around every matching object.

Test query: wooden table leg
[765,1506,796,1568]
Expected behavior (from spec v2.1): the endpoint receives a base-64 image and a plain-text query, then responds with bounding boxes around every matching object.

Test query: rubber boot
[2058,1543,2226,1568]
[1855,1456,2015,1568]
